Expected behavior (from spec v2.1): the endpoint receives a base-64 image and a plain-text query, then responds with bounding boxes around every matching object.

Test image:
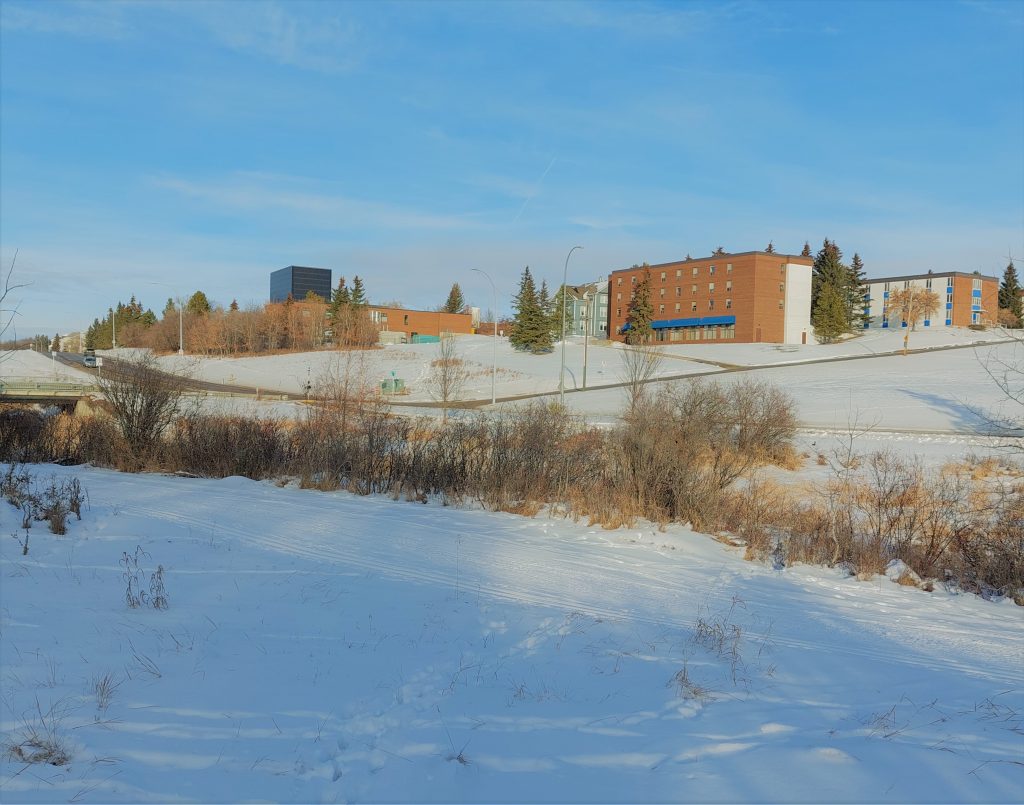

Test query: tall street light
[559,245,583,405]
[472,268,497,405]
[109,307,117,349]
[149,282,185,355]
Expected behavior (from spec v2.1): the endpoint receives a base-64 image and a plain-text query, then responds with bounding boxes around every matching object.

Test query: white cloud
[151,171,480,232]
[0,1,134,40]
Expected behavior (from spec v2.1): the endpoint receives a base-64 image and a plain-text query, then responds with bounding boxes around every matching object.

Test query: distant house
[368,305,474,343]
[862,271,998,328]
[269,266,332,303]
[558,282,610,339]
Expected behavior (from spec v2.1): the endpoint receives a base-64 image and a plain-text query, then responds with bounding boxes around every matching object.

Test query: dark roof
[866,270,998,284]
[610,251,813,274]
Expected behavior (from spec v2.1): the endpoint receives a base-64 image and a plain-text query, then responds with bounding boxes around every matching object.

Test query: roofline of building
[368,303,473,316]
[866,270,999,284]
[609,251,813,274]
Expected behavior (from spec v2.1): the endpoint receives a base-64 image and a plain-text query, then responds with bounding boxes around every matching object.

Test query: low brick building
[863,271,999,329]
[608,251,814,345]
[368,305,474,342]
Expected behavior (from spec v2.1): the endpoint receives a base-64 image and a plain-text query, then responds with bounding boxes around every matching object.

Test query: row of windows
[653,324,737,342]
[617,300,784,317]
[616,262,792,286]
[615,280,789,302]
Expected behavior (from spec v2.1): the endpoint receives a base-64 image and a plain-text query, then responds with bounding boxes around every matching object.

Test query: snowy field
[1,465,1022,804]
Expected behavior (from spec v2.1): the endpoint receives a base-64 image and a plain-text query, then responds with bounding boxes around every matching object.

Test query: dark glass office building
[270,266,332,303]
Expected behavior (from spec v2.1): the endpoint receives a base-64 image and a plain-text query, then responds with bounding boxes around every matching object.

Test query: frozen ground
[5,331,1022,439]
[1,466,1022,803]
[0,351,93,383]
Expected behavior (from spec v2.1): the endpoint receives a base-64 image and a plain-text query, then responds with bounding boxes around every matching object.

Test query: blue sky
[2,0,1022,336]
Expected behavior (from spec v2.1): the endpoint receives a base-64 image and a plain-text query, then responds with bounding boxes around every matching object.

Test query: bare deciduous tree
[96,353,188,458]
[886,287,940,354]
[428,331,470,421]
[1,250,29,362]
[618,341,664,414]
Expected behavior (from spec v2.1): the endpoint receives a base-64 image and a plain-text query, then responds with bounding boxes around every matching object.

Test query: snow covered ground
[5,333,1022,443]
[0,351,93,383]
[1,466,1021,803]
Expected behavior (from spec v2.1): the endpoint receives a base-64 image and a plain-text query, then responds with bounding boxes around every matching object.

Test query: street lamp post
[472,268,497,406]
[559,245,583,405]
[149,282,185,355]
[582,292,590,389]
[110,307,117,350]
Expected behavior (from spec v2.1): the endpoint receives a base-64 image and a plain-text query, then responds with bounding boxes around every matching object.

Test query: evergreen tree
[186,290,211,316]
[350,276,367,307]
[443,282,465,314]
[812,283,847,344]
[811,239,853,335]
[801,241,812,257]
[509,267,551,353]
[229,299,239,312]
[625,265,654,344]
[712,246,727,256]
[50,333,60,352]
[847,253,870,329]
[765,241,775,253]
[163,298,176,318]
[538,279,552,338]
[999,261,1022,326]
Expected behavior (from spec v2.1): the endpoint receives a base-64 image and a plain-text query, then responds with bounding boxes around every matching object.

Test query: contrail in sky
[512,156,557,223]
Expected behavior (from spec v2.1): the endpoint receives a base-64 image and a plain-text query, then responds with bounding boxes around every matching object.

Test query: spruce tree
[848,253,870,329]
[811,239,853,335]
[550,284,574,340]
[812,283,847,343]
[999,261,1022,326]
[350,276,367,307]
[510,267,551,352]
[50,333,60,352]
[625,265,654,344]
[443,282,465,314]
[765,241,775,253]
[229,299,239,312]
[801,241,812,257]
[186,290,211,316]
[538,280,552,339]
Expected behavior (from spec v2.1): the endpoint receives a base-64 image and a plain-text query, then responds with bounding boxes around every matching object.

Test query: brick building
[368,305,475,342]
[608,251,814,345]
[862,271,999,329]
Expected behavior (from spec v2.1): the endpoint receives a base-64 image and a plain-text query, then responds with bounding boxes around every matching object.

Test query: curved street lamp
[559,245,583,405]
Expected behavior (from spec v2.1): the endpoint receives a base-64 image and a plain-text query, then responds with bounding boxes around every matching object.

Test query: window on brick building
[692,267,698,277]
[726,280,732,291]
[691,284,697,295]
[727,264,732,273]
[660,272,666,281]
[709,265,716,275]
[659,304,665,313]
[675,287,681,297]
[675,269,682,278]
[778,299,784,309]
[726,299,732,309]
[779,282,784,293]
[691,301,697,312]
[708,282,715,293]
[708,299,715,310]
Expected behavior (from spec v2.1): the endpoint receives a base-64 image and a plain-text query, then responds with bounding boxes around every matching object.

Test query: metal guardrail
[0,380,98,397]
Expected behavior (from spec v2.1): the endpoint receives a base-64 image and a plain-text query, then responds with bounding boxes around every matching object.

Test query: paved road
[54,352,297,399]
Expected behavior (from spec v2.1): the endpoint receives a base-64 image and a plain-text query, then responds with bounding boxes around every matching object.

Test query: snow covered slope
[2,466,1021,803]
